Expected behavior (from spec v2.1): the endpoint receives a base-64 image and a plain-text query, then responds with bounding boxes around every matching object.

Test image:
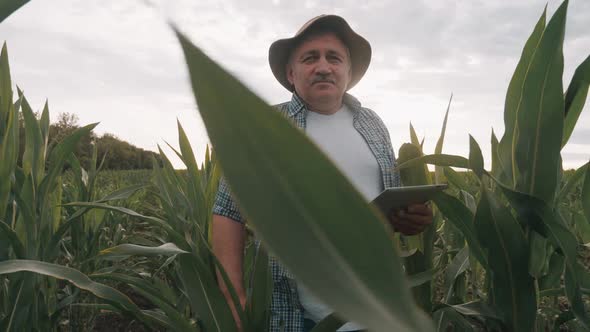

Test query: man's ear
[286,63,294,85]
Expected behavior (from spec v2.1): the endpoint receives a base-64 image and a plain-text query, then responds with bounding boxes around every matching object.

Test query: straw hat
[269,15,372,92]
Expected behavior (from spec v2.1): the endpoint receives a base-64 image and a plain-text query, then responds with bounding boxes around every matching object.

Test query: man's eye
[302,56,314,63]
[329,56,342,63]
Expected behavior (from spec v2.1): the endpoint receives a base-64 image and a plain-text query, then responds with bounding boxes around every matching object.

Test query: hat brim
[269,15,371,92]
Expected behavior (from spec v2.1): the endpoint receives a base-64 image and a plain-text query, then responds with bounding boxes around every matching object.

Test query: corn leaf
[178,253,238,332]
[247,244,272,332]
[310,313,345,332]
[0,260,142,314]
[494,181,590,328]
[468,136,484,179]
[19,94,43,184]
[582,163,590,223]
[513,1,567,203]
[444,246,470,302]
[474,186,536,332]
[443,167,469,191]
[528,231,550,278]
[0,43,13,119]
[409,123,420,147]
[498,7,546,187]
[396,154,469,170]
[99,243,188,258]
[0,0,29,23]
[539,251,565,291]
[432,192,487,267]
[92,273,196,332]
[562,55,590,147]
[490,130,501,178]
[556,162,588,203]
[434,307,477,332]
[62,201,187,249]
[0,219,25,258]
[433,301,503,323]
[174,28,432,332]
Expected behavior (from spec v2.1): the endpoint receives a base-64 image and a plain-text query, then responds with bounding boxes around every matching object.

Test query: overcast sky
[0,0,588,170]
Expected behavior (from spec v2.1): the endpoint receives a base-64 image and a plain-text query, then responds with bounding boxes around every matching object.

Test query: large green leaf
[63,201,188,249]
[474,186,536,332]
[92,273,196,332]
[18,93,44,185]
[494,180,590,328]
[0,44,18,219]
[562,55,590,147]
[498,7,546,187]
[99,243,188,259]
[0,43,13,120]
[174,28,432,332]
[37,123,97,235]
[444,246,470,302]
[0,0,29,23]
[0,260,142,315]
[247,244,272,332]
[431,192,487,267]
[0,220,25,258]
[178,253,238,332]
[513,1,567,203]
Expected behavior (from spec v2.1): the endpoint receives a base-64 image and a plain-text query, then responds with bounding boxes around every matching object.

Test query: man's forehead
[292,32,349,55]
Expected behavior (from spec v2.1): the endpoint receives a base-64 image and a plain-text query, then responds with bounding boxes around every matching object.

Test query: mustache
[311,77,335,84]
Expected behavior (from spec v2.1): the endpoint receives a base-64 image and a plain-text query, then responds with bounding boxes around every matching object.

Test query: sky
[0,0,589,170]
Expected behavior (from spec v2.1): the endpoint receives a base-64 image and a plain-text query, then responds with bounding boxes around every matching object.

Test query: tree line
[19,112,163,170]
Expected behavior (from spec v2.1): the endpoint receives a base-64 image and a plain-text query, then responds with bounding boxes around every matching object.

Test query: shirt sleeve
[212,175,245,224]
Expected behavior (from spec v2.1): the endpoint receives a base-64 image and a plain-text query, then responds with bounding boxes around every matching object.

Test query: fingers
[390,214,425,235]
[406,203,433,217]
[388,203,434,236]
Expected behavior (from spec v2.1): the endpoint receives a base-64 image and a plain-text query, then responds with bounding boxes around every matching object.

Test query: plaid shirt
[212,93,401,332]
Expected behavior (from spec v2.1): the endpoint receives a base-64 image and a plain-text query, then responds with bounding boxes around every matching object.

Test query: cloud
[0,0,588,170]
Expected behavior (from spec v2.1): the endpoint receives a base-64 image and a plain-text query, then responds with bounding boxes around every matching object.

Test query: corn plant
[393,95,470,315]
[80,122,276,332]
[0,43,172,331]
[398,1,590,330]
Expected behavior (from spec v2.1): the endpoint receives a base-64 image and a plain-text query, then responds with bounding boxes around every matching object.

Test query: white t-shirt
[298,104,382,331]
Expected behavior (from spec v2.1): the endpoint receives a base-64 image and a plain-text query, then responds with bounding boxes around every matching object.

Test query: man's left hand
[387,203,433,236]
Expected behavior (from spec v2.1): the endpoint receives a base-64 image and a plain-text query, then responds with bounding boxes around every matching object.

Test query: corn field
[1,0,590,331]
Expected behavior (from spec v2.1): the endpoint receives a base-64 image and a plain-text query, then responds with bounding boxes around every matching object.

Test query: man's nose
[315,57,331,74]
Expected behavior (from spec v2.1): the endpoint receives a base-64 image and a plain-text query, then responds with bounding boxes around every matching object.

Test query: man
[212,15,433,332]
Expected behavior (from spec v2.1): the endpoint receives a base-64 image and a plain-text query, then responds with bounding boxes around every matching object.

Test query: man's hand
[388,203,433,235]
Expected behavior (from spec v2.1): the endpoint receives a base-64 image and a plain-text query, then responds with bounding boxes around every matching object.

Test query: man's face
[286,33,352,109]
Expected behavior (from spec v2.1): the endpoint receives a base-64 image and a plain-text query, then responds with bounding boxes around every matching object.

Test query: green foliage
[1,1,589,331]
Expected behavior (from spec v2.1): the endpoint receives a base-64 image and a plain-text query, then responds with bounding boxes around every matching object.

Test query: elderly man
[212,15,433,332]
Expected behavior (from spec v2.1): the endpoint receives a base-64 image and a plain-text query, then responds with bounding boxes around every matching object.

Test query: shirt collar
[286,92,362,118]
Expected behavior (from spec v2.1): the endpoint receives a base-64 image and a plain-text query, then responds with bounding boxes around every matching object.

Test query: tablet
[370,184,448,215]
